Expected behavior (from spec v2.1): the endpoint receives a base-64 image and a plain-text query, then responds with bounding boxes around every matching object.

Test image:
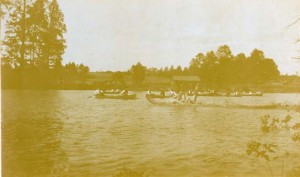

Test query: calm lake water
[2,90,300,177]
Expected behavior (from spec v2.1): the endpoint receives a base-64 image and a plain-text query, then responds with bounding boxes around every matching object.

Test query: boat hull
[145,94,198,106]
[147,94,172,99]
[103,91,121,94]
[241,93,263,96]
[95,94,137,100]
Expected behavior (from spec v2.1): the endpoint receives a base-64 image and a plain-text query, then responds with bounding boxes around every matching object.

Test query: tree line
[1,0,90,88]
[2,0,66,70]
[131,45,280,89]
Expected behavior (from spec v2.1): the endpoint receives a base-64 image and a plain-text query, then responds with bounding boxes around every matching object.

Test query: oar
[88,93,96,98]
[89,90,98,98]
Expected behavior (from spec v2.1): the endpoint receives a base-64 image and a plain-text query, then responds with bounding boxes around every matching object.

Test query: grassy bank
[2,72,300,92]
[49,73,300,93]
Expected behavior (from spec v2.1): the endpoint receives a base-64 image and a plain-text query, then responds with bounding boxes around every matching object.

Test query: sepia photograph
[1,0,300,177]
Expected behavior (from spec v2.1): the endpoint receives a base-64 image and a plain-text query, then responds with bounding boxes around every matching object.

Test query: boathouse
[172,75,201,90]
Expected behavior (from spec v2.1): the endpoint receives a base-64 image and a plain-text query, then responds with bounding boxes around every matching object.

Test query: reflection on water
[2,90,300,177]
[2,91,68,177]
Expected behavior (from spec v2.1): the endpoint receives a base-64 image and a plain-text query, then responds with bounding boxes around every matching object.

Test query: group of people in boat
[147,83,264,102]
[171,90,198,104]
[95,84,262,100]
[95,88,128,96]
[148,84,199,104]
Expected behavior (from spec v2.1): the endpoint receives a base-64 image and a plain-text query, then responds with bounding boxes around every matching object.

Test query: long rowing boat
[145,94,299,110]
[241,92,263,96]
[95,94,137,100]
[145,94,199,106]
[103,91,121,94]
[147,94,173,99]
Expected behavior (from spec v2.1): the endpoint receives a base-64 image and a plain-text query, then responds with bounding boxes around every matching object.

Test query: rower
[191,84,199,103]
[160,89,165,96]
[169,90,177,98]
[96,88,104,96]
[119,89,128,96]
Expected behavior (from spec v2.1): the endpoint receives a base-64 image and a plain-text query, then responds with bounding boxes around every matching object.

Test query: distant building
[172,75,201,90]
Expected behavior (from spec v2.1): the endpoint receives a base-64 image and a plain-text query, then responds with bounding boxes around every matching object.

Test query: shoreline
[2,88,300,93]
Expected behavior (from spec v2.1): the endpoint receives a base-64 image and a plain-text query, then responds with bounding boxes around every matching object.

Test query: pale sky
[58,0,300,74]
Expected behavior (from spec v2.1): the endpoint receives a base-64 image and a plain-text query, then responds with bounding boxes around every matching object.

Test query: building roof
[172,76,201,82]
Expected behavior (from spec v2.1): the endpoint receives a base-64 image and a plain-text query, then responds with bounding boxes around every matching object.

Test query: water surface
[2,90,300,177]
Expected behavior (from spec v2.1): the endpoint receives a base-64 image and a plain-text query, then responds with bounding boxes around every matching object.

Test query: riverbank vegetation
[247,114,300,177]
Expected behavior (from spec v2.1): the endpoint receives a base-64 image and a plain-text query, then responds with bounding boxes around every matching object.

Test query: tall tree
[216,45,234,86]
[234,53,247,84]
[188,45,280,88]
[0,0,12,38]
[131,62,146,87]
[2,0,31,68]
[2,0,69,89]
[260,58,280,81]
[203,50,219,87]
[182,67,189,75]
[175,65,182,75]
[20,0,27,69]
[163,66,169,77]
[27,0,49,69]
[112,71,125,85]
[48,0,66,70]
[189,52,204,75]
[248,49,265,82]
[216,45,233,61]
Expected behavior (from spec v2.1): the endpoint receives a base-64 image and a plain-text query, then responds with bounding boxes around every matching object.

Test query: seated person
[119,89,128,96]
[168,91,177,98]
[160,89,165,96]
[96,88,104,96]
[95,89,100,94]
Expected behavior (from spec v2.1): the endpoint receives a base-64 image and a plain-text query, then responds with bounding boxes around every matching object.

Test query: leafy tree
[48,0,66,69]
[147,67,158,75]
[248,49,280,82]
[189,52,204,76]
[78,63,89,79]
[131,62,146,87]
[0,0,11,17]
[163,66,169,77]
[0,0,12,36]
[112,71,125,85]
[250,49,265,60]
[2,0,32,68]
[2,0,66,71]
[234,53,247,84]
[169,65,175,77]
[63,62,89,79]
[2,0,69,89]
[27,0,49,69]
[188,45,280,88]
[175,65,182,75]
[260,59,280,81]
[158,67,164,77]
[216,45,234,86]
[64,62,77,77]
[202,50,219,87]
[182,67,189,75]
[216,45,233,60]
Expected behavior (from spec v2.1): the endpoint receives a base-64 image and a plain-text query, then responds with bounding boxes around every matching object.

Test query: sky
[57,0,300,74]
